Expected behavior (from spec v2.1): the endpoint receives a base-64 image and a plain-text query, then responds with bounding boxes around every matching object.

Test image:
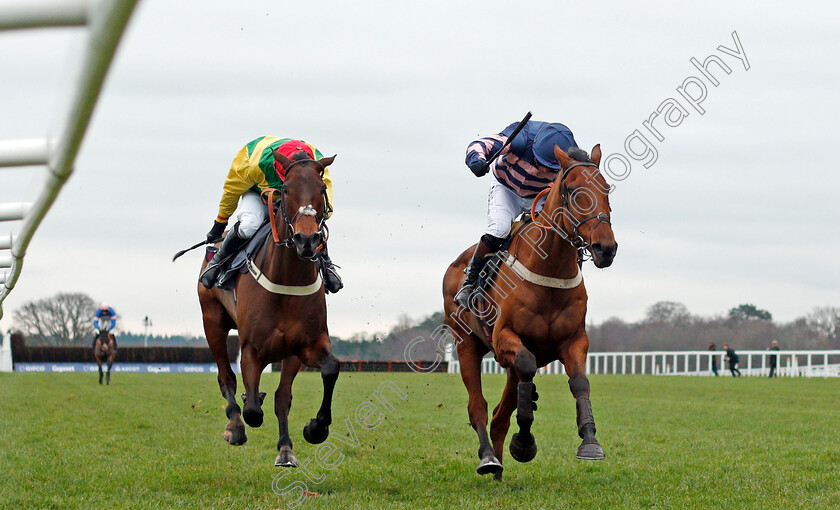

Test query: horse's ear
[318,154,336,168]
[553,144,572,170]
[591,144,602,166]
[272,148,293,170]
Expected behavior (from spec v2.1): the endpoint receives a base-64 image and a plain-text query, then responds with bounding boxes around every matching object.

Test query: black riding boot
[199,226,249,289]
[454,239,495,309]
[319,245,343,294]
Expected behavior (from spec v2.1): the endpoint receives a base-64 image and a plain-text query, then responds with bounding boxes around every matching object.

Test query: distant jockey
[454,121,580,309]
[92,303,116,348]
[199,136,342,293]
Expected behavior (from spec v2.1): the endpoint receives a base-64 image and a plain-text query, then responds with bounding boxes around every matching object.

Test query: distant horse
[93,329,117,385]
[198,149,339,467]
[443,144,618,479]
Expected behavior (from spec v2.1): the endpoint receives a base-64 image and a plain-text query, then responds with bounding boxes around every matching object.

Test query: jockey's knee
[485,221,511,238]
[233,219,259,239]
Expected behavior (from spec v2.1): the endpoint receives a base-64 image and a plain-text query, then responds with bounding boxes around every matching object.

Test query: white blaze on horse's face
[297,205,317,219]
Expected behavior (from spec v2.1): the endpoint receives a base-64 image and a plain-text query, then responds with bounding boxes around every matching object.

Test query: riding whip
[172,239,211,262]
[485,111,532,165]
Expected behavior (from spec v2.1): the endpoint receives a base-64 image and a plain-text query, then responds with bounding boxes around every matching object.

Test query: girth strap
[246,259,323,296]
[501,251,583,289]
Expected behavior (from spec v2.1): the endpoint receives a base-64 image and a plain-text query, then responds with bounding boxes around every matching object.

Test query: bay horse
[198,150,339,468]
[443,144,617,480]
[93,329,117,385]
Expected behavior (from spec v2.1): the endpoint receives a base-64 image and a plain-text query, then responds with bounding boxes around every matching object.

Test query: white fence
[448,351,840,378]
[0,0,139,323]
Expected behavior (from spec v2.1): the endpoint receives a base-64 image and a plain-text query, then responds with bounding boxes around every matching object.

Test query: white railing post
[0,331,12,372]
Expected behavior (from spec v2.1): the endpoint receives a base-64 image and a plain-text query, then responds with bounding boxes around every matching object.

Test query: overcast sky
[1,1,838,339]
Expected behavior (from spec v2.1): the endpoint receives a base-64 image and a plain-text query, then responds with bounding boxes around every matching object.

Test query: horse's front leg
[98,362,103,385]
[496,328,538,463]
[275,356,301,467]
[241,345,268,428]
[562,333,605,460]
[302,338,339,444]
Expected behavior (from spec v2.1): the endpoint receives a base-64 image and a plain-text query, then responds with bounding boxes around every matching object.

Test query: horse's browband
[284,158,324,176]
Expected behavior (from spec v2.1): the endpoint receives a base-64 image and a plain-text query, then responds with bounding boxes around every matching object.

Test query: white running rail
[447,350,840,378]
[0,0,140,321]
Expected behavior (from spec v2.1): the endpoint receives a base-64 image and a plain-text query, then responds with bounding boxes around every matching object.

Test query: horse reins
[530,161,612,263]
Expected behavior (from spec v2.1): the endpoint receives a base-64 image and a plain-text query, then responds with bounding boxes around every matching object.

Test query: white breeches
[485,180,546,238]
[232,190,266,238]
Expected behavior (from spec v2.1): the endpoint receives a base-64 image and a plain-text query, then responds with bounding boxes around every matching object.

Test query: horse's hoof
[275,447,299,468]
[576,441,605,460]
[242,406,264,428]
[476,454,503,476]
[509,432,538,463]
[223,424,247,446]
[303,419,329,444]
[493,471,503,482]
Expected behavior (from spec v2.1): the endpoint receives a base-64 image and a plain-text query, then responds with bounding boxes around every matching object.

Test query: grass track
[1,372,839,509]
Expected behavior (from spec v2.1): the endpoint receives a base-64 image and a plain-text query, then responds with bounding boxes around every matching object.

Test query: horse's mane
[290,151,312,162]
[567,146,591,163]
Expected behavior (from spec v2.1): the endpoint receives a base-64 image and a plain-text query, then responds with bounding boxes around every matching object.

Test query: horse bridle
[532,161,612,263]
[262,158,332,259]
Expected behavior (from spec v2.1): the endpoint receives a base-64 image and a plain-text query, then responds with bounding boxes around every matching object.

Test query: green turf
[1,371,838,509]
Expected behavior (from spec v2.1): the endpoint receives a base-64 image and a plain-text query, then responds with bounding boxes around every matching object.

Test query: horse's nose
[292,232,321,256]
[590,242,617,267]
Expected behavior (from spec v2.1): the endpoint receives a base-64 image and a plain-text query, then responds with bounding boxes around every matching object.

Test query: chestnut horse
[443,144,617,480]
[93,329,117,385]
[199,150,339,467]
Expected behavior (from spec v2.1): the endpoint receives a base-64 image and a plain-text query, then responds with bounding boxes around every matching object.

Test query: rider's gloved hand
[469,160,490,177]
[206,221,226,243]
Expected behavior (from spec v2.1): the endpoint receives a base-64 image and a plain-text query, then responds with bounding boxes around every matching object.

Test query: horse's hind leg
[302,339,340,445]
[489,369,520,481]
[562,333,604,460]
[275,356,301,467]
[496,328,538,463]
[201,302,245,445]
[106,357,113,385]
[456,335,502,477]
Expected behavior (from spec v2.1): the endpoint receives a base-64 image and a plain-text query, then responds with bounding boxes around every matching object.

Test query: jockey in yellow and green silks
[199,136,342,293]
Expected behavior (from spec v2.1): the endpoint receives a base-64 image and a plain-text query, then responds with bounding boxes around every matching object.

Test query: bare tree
[806,306,840,344]
[12,293,97,345]
[645,301,691,326]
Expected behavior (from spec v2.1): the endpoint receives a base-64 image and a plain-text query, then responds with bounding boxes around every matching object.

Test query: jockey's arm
[93,318,100,331]
[322,165,334,219]
[465,129,510,169]
[216,146,265,224]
